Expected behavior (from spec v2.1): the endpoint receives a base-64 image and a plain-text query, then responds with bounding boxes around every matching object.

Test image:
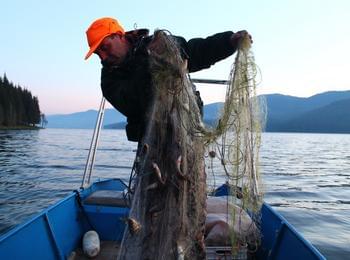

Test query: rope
[74,190,95,230]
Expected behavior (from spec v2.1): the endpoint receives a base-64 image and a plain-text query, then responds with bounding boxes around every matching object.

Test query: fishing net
[118,30,264,259]
[203,34,265,255]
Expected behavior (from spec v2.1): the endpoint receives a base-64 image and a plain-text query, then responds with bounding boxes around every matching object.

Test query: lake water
[0,129,349,259]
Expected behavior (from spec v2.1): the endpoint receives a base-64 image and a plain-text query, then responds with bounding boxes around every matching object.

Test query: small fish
[128,217,141,235]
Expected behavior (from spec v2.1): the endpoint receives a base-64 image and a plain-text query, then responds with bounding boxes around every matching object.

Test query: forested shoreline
[0,74,44,128]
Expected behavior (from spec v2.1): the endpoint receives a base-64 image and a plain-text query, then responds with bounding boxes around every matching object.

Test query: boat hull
[0,179,325,259]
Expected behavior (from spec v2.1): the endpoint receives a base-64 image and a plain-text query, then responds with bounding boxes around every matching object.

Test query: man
[85,17,251,142]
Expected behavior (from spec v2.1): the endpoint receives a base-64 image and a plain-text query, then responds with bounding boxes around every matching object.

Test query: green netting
[118,30,264,259]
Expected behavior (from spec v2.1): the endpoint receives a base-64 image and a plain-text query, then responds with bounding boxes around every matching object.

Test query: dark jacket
[101,29,238,142]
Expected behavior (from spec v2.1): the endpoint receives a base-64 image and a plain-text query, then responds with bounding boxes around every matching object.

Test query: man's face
[95,34,129,67]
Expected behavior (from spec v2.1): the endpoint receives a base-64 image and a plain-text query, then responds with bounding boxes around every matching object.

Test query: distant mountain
[46,104,224,129]
[46,90,350,133]
[264,90,350,132]
[203,102,223,126]
[266,91,350,121]
[275,98,350,133]
[46,109,125,129]
[104,121,127,129]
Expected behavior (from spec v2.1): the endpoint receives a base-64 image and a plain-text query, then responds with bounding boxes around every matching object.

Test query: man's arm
[175,31,251,73]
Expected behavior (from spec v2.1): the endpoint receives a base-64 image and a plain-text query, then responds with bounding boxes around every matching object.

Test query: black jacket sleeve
[100,58,153,141]
[100,31,237,142]
[175,31,236,73]
[101,67,143,118]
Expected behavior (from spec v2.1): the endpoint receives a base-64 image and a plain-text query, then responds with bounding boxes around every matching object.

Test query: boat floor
[70,242,250,259]
[70,241,120,260]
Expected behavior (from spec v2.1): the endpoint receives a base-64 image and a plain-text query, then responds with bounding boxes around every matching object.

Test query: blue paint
[0,179,325,259]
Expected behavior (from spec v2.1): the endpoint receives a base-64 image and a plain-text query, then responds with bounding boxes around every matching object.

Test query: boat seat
[84,190,128,207]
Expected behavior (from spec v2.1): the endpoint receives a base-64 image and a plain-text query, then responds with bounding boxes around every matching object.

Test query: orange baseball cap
[85,17,125,60]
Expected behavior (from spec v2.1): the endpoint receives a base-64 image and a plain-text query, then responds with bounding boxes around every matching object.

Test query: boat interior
[0,178,325,260]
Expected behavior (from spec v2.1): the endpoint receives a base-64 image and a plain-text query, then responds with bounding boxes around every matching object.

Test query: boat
[0,178,326,259]
[0,91,326,259]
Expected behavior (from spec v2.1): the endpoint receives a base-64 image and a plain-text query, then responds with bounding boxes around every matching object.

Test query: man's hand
[230,30,253,47]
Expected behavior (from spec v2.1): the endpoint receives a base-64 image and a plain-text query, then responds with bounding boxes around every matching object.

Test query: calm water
[0,129,349,259]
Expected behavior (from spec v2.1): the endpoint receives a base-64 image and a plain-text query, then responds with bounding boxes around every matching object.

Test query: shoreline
[0,126,43,130]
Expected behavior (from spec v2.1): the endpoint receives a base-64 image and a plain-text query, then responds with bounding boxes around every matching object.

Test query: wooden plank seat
[84,190,128,207]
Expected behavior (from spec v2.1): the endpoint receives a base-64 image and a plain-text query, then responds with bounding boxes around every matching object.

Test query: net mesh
[118,30,264,259]
[203,35,265,255]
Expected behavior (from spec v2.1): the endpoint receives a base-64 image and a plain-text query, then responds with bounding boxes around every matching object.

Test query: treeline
[0,74,42,127]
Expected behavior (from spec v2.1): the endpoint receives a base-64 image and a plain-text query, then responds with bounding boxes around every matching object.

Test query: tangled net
[203,35,265,253]
[204,35,264,204]
[119,30,206,259]
[119,30,264,259]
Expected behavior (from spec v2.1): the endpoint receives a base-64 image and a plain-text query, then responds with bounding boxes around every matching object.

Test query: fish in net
[118,30,264,259]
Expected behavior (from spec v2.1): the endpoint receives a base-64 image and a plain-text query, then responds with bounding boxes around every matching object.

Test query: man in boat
[84,17,251,142]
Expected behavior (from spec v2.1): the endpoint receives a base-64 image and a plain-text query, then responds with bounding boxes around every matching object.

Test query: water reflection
[0,130,349,259]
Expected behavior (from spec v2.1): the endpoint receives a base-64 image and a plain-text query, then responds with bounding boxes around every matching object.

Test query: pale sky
[1,0,349,115]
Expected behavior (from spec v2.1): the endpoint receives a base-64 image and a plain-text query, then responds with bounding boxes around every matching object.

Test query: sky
[1,0,350,115]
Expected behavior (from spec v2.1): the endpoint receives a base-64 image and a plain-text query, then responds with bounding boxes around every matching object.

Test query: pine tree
[0,74,42,128]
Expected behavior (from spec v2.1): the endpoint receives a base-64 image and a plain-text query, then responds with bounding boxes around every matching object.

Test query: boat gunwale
[261,203,326,259]
[0,178,127,242]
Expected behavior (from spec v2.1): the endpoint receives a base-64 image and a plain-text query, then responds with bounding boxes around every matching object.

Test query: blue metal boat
[0,178,326,259]
[0,94,326,259]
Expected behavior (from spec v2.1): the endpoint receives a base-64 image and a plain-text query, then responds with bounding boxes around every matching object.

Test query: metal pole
[81,97,106,188]
[87,98,106,185]
[191,78,229,85]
